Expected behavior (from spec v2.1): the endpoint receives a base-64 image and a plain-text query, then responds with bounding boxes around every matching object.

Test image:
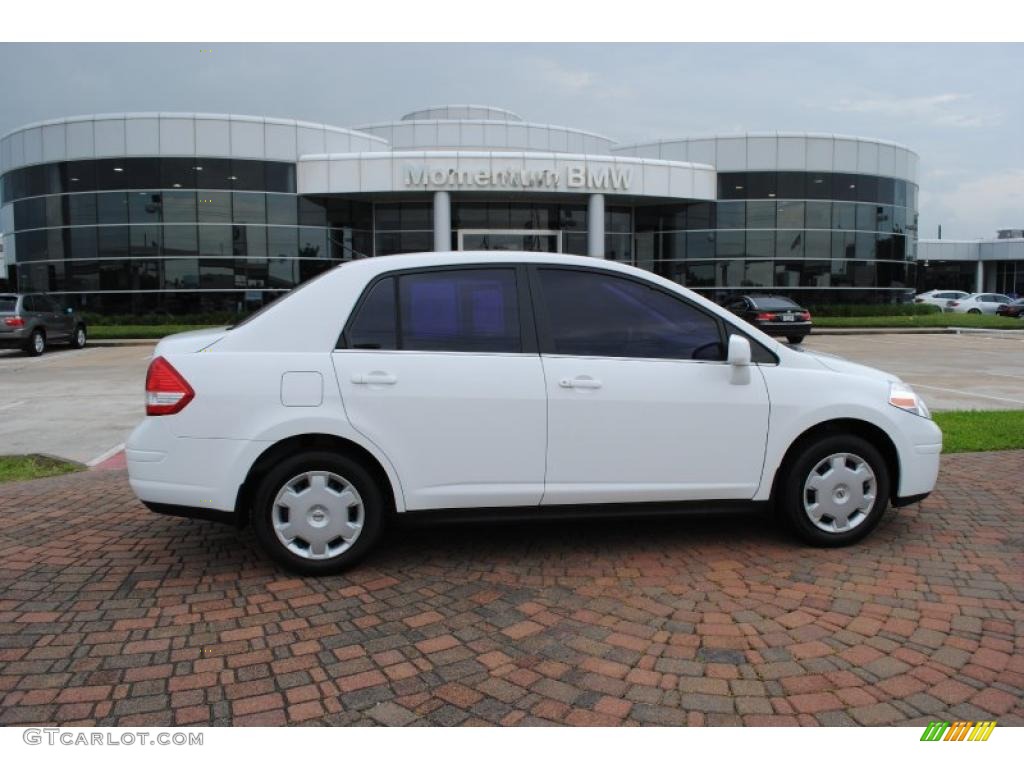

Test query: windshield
[751,297,801,311]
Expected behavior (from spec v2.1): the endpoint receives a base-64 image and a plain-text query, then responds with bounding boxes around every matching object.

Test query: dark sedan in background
[721,294,813,344]
[996,298,1024,318]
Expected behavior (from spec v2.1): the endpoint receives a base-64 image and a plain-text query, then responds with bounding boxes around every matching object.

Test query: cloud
[923,169,1024,239]
[528,57,594,90]
[831,93,1001,128]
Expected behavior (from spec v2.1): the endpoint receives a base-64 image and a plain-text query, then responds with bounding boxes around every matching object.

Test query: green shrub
[805,303,941,318]
[80,312,247,326]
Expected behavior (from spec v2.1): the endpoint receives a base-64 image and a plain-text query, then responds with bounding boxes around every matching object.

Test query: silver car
[946,293,1013,315]
[0,293,88,356]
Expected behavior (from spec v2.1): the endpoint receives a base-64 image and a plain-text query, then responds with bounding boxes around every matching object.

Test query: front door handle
[559,376,602,390]
[352,371,397,386]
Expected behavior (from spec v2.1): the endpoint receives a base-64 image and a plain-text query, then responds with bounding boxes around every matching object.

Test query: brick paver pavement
[0,452,1021,726]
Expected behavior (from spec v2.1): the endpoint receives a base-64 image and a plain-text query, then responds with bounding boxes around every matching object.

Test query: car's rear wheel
[251,450,383,574]
[779,434,890,547]
[968,308,981,314]
[787,335,806,344]
[70,325,87,349]
[23,329,46,356]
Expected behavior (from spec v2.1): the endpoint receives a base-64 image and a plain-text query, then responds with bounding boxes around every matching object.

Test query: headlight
[889,381,931,419]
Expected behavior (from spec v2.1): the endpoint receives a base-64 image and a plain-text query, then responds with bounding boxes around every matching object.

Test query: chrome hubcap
[77,330,85,345]
[33,334,43,353]
[802,453,876,533]
[271,471,364,560]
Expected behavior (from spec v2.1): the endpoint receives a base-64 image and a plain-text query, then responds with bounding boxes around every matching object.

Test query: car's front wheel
[23,329,46,356]
[251,451,384,574]
[779,434,890,547]
[70,325,87,349]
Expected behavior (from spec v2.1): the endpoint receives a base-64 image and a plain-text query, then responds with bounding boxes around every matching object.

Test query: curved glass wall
[636,171,919,304]
[2,158,372,313]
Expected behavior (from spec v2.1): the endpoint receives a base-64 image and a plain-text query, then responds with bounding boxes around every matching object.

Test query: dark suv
[0,294,87,356]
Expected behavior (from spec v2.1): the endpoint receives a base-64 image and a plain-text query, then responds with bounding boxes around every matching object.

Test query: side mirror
[727,335,752,366]
[727,335,752,385]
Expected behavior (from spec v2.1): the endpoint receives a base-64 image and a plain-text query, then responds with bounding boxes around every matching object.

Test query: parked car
[721,294,812,344]
[0,293,87,355]
[946,293,1013,315]
[996,298,1024,318]
[126,252,941,574]
[914,289,969,309]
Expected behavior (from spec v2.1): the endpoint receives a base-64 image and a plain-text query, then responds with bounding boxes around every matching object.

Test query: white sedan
[126,252,942,574]
[946,293,1013,314]
[914,289,968,309]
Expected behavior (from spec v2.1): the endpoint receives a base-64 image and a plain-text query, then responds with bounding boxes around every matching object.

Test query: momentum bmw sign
[402,164,634,191]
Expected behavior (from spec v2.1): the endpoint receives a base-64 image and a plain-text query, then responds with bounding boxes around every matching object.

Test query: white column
[976,260,984,292]
[587,193,605,258]
[433,190,451,252]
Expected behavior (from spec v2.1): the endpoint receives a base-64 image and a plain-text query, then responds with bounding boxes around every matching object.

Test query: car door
[332,265,547,511]
[43,296,70,339]
[532,266,771,506]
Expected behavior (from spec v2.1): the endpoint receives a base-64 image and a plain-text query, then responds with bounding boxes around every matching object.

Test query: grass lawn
[815,313,1024,329]
[0,454,84,483]
[934,410,1024,453]
[90,324,222,340]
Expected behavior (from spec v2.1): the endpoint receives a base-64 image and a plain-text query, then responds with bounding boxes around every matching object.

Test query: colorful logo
[920,721,997,741]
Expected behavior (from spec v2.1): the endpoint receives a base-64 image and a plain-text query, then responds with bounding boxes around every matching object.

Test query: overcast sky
[0,42,1019,239]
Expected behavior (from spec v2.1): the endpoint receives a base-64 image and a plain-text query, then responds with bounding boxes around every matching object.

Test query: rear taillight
[799,311,811,321]
[3,316,25,327]
[755,312,775,321]
[145,356,194,416]
[949,301,960,307]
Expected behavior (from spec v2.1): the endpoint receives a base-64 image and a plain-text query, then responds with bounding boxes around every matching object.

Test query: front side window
[343,268,521,353]
[537,268,724,361]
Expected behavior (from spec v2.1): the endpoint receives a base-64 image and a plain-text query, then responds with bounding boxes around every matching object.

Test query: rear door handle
[352,372,397,385]
[559,376,602,390]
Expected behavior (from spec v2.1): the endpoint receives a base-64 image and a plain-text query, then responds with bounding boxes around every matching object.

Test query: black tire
[251,450,384,575]
[23,328,46,356]
[787,335,806,344]
[778,434,890,547]
[70,324,87,349]
[967,308,981,314]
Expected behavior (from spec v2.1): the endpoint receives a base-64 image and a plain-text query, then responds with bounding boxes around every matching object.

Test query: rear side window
[343,268,522,353]
[346,277,397,349]
[537,268,724,360]
[0,297,17,312]
[23,296,39,312]
[400,269,520,352]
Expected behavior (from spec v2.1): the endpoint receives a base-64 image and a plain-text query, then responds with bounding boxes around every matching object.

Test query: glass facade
[635,171,919,304]
[2,158,375,314]
[1,158,919,314]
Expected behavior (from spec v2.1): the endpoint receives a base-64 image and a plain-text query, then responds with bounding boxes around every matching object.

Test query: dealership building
[0,104,954,314]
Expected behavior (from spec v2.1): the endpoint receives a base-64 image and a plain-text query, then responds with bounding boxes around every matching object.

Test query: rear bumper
[0,331,29,348]
[756,321,812,338]
[126,417,267,520]
[141,500,242,526]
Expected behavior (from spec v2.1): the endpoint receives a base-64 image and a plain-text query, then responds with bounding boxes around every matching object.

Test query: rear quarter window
[0,297,17,312]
